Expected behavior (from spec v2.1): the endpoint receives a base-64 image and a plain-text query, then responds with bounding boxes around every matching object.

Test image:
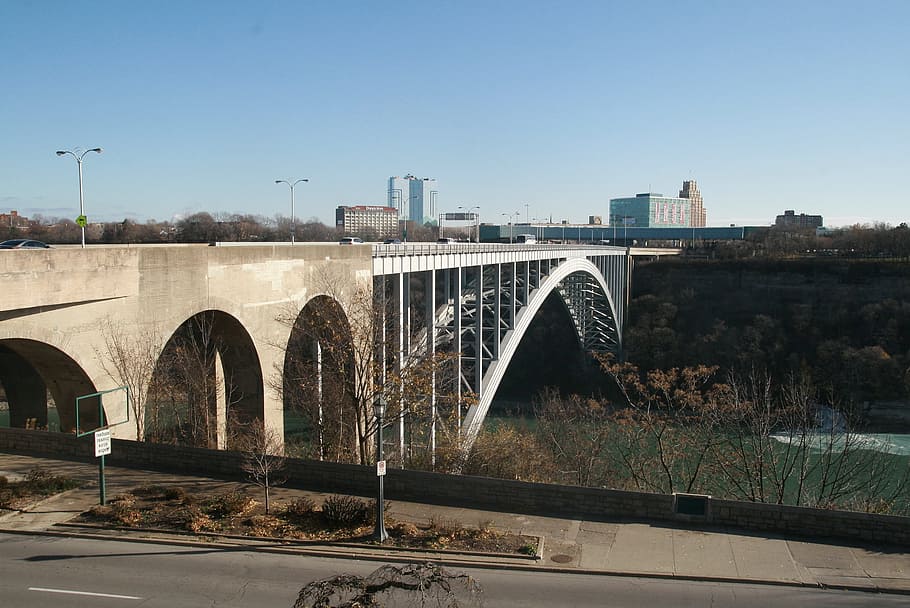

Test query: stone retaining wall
[1,427,906,546]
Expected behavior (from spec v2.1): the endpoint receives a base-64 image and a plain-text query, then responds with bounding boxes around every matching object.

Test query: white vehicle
[338,236,364,244]
[515,234,537,244]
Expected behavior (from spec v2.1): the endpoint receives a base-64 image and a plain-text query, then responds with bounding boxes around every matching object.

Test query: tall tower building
[388,175,438,225]
[679,180,706,227]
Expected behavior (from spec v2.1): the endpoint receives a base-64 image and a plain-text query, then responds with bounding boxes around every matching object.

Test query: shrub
[245,514,283,537]
[164,487,187,501]
[428,516,463,537]
[203,491,256,518]
[110,503,142,527]
[0,476,8,488]
[321,495,371,529]
[174,505,215,533]
[133,485,169,499]
[25,468,78,495]
[284,496,316,518]
[390,521,419,537]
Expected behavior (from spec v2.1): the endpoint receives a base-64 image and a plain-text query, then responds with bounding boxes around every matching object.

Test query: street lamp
[501,211,519,243]
[458,205,480,242]
[275,179,308,244]
[56,147,102,248]
[373,396,389,542]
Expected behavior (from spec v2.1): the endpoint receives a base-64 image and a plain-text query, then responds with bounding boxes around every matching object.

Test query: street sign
[76,214,88,227]
[94,428,112,457]
[376,460,386,477]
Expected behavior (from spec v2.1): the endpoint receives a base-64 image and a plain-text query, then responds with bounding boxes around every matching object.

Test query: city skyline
[1,1,908,229]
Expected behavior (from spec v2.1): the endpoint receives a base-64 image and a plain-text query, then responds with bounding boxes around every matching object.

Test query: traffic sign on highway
[76,215,88,227]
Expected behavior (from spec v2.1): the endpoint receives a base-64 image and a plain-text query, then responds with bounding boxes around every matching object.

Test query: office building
[0,210,31,230]
[388,175,438,225]
[609,193,692,228]
[679,180,706,227]
[335,205,399,237]
[775,210,823,230]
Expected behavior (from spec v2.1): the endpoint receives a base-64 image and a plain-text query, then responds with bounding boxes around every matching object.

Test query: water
[772,432,910,456]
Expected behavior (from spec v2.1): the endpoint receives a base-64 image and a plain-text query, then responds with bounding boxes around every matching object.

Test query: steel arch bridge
[372,243,631,446]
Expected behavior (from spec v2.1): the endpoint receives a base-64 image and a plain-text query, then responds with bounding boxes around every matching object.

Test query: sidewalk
[2,452,908,594]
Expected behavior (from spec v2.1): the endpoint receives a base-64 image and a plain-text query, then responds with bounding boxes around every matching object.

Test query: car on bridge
[338,236,364,244]
[0,239,51,249]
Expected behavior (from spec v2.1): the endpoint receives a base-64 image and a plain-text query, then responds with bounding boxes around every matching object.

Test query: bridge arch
[463,258,621,443]
[148,310,262,448]
[281,295,356,458]
[0,338,98,433]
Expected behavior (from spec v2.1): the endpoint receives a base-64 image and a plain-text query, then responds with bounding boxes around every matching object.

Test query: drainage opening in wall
[674,493,711,518]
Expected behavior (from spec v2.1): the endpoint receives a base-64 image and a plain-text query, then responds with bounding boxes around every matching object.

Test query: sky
[1,0,908,228]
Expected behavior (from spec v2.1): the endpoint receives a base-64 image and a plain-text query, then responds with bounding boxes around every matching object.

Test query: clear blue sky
[2,1,907,228]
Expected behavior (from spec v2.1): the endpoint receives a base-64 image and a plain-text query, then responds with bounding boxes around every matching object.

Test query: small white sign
[376,460,386,477]
[94,428,112,457]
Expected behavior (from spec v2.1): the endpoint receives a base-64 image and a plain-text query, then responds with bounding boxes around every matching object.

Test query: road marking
[28,587,142,600]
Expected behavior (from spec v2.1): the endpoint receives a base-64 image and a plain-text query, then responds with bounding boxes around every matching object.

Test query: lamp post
[501,211,519,243]
[458,205,480,242]
[373,396,389,542]
[275,179,308,244]
[501,212,513,243]
[56,147,102,248]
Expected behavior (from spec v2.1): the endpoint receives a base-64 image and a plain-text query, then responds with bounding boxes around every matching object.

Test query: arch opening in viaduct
[147,310,262,449]
[281,295,356,460]
[0,339,98,433]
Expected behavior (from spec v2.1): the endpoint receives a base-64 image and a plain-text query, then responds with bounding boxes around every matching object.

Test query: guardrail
[371,242,629,257]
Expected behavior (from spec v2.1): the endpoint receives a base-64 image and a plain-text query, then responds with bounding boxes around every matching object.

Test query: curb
[55,521,542,562]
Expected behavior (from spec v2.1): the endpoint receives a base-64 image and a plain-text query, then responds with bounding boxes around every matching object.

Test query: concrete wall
[2,427,907,547]
[0,244,373,442]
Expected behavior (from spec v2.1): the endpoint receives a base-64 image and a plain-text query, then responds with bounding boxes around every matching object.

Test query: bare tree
[713,371,910,513]
[534,388,620,487]
[238,419,287,514]
[600,356,726,495]
[150,312,241,448]
[96,318,166,441]
[294,562,482,608]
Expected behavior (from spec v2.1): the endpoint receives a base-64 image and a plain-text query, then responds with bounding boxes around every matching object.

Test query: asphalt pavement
[1,452,908,595]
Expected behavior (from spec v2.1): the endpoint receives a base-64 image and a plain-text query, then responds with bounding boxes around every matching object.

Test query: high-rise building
[388,175,438,225]
[335,205,399,237]
[679,180,706,227]
[609,193,692,228]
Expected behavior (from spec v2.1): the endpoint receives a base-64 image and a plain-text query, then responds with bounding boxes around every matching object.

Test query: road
[2,533,905,607]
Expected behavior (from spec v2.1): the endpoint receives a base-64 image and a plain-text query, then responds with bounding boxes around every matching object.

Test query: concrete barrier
[1,427,907,546]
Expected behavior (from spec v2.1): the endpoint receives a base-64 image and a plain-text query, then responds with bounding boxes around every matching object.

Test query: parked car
[338,236,364,244]
[0,239,51,249]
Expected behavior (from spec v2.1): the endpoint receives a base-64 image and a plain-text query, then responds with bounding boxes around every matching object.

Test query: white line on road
[28,587,143,600]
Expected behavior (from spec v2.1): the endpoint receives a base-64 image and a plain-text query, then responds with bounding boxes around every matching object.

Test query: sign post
[76,387,129,506]
[94,429,112,504]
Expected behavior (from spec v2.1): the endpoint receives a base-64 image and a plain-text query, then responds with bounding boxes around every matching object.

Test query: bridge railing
[371,242,628,257]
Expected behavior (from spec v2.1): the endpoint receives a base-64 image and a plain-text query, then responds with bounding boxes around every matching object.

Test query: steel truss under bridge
[372,243,631,452]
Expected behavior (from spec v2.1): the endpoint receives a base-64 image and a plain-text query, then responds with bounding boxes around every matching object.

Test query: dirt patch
[0,468,81,511]
[75,484,538,556]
